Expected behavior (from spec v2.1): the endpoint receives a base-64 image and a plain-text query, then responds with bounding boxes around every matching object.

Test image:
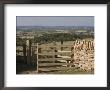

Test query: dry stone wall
[71,39,94,72]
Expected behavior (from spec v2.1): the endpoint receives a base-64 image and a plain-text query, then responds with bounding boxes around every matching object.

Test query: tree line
[16,33,94,45]
[33,33,94,43]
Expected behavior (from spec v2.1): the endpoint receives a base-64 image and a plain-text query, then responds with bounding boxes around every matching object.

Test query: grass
[16,63,94,74]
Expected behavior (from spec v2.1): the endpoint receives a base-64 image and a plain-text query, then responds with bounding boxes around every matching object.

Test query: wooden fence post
[23,43,26,63]
[54,43,58,60]
[26,40,31,65]
[70,46,74,67]
[53,42,58,59]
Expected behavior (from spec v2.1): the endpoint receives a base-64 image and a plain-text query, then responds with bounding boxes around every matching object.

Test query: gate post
[23,42,26,63]
[26,40,32,65]
[70,46,74,67]
[53,42,58,59]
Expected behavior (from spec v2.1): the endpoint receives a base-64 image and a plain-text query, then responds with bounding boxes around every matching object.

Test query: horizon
[17,25,94,27]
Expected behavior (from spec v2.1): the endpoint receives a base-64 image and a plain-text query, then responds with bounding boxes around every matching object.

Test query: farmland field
[16,16,94,74]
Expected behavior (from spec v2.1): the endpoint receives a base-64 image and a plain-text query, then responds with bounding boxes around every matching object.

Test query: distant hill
[16,26,94,31]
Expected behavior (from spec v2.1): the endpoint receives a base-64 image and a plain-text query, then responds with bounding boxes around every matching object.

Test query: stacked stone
[71,39,94,72]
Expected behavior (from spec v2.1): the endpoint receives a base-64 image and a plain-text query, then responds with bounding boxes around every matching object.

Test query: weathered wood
[38,58,73,61]
[17,39,94,73]
[38,45,73,48]
[23,44,26,56]
[36,52,72,55]
[39,67,75,71]
[38,63,74,66]
[16,50,23,52]
[26,40,31,65]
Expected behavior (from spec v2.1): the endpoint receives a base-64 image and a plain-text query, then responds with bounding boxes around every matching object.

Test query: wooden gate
[35,44,75,73]
[16,39,94,74]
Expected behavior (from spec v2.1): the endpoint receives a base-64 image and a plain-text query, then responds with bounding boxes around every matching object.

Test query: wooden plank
[38,63,74,66]
[36,52,72,55]
[38,67,75,71]
[38,45,73,48]
[16,50,23,52]
[38,58,74,61]
[31,45,37,47]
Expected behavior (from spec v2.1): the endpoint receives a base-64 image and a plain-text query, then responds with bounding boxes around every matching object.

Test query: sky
[16,16,94,26]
